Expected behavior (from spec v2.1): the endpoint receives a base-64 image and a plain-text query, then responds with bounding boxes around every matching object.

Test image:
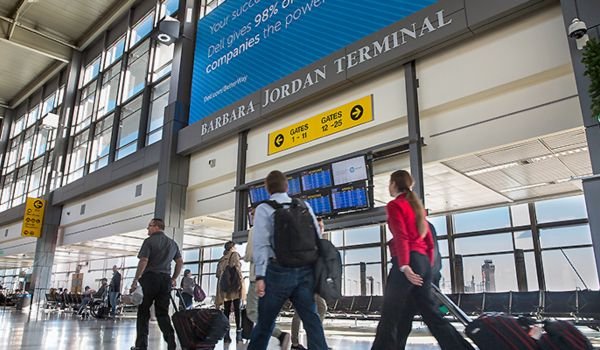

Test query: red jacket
[387,193,434,267]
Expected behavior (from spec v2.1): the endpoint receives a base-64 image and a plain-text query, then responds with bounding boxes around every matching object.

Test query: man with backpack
[248,170,329,350]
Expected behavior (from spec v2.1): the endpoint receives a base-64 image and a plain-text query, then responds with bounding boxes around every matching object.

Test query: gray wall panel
[576,0,600,28]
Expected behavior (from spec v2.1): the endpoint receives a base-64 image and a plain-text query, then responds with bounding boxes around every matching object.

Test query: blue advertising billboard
[189,0,437,125]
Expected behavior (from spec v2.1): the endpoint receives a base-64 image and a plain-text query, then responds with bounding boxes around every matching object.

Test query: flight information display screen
[249,185,269,204]
[287,176,302,196]
[301,166,332,192]
[304,192,333,216]
[331,183,369,211]
[247,155,372,215]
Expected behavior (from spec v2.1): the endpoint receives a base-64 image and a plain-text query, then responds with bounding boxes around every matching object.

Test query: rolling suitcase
[241,306,254,341]
[431,285,537,350]
[169,289,229,350]
[431,285,593,350]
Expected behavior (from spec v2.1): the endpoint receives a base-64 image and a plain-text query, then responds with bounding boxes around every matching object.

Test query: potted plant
[582,37,600,122]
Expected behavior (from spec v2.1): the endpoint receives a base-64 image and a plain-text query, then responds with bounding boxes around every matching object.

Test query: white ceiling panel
[502,157,575,185]
[478,140,549,165]
[470,171,522,191]
[560,152,593,177]
[504,182,581,201]
[541,129,587,152]
[443,155,490,173]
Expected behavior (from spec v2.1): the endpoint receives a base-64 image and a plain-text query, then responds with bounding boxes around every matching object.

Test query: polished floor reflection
[1,308,599,350]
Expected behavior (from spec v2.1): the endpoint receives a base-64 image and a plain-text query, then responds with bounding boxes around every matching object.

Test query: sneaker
[236,329,243,343]
[291,345,307,350]
[278,332,291,349]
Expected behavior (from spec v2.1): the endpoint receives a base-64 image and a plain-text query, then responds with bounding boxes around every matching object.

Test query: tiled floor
[1,307,599,349]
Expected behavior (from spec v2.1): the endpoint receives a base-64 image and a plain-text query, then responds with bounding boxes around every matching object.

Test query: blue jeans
[248,263,327,350]
[109,292,119,316]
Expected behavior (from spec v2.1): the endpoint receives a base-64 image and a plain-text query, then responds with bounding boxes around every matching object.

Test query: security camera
[568,18,589,50]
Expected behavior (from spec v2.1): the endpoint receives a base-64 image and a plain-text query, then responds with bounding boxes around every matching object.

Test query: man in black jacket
[109,265,121,317]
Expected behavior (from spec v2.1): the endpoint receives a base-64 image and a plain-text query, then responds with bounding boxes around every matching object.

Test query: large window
[105,37,126,68]
[67,130,90,183]
[81,56,101,86]
[454,207,511,233]
[75,83,97,132]
[152,42,174,82]
[12,166,28,206]
[28,157,46,198]
[89,114,114,172]
[116,96,142,160]
[535,196,587,223]
[130,13,154,49]
[122,40,150,102]
[147,78,169,145]
[97,65,121,117]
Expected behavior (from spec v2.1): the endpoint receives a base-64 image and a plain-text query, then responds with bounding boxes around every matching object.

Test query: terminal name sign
[21,197,46,238]
[268,95,373,155]
[190,0,439,124]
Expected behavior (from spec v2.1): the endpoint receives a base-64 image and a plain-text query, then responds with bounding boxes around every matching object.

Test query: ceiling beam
[0,16,73,62]
[9,60,67,108]
[77,0,137,50]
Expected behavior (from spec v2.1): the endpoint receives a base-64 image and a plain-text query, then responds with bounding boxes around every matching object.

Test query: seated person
[94,278,108,299]
[77,286,95,315]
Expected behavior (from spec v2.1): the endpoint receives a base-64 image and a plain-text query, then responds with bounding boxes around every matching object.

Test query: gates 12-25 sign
[268,95,373,155]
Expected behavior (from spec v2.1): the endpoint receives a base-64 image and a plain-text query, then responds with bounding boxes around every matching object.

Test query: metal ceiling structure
[0,0,136,109]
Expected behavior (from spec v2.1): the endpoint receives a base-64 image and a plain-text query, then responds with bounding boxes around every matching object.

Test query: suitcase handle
[431,284,473,326]
[170,288,185,311]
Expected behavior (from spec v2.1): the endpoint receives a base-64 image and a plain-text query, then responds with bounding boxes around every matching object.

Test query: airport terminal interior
[1,0,600,349]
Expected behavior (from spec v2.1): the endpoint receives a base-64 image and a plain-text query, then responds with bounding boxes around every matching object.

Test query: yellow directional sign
[21,197,46,238]
[268,95,373,155]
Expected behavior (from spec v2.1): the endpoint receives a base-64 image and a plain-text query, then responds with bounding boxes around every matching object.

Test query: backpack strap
[264,200,283,210]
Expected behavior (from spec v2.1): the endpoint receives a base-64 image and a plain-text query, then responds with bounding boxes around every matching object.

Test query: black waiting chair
[483,292,511,314]
[576,290,600,319]
[460,293,484,315]
[369,296,384,314]
[510,291,541,316]
[542,291,578,318]
[351,296,371,318]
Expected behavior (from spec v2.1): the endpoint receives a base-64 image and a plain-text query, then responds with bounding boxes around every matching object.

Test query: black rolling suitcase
[241,306,254,341]
[432,285,538,350]
[431,285,593,350]
[169,289,229,350]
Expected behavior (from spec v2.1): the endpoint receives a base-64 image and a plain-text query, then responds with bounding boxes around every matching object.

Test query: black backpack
[266,199,319,267]
[219,254,241,294]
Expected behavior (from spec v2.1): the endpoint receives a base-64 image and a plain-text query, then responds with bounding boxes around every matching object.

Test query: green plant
[582,37,600,122]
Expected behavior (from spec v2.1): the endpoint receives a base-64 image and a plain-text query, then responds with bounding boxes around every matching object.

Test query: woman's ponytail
[406,190,428,238]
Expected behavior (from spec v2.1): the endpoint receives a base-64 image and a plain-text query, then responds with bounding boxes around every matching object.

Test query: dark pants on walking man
[135,272,176,350]
[248,263,328,350]
[372,252,472,350]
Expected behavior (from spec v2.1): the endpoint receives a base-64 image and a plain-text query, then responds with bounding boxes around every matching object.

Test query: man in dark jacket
[109,265,121,317]
[396,221,444,349]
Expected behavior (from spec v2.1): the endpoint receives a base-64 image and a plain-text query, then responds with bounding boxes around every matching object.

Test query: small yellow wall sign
[268,95,374,155]
[21,197,46,238]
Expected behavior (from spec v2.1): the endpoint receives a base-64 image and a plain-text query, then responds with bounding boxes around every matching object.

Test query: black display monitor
[331,156,368,186]
[331,182,369,211]
[304,191,333,216]
[249,185,269,204]
[301,166,332,192]
[287,175,302,196]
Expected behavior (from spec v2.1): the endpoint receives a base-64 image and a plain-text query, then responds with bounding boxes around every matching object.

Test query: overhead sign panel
[190,0,436,124]
[268,95,373,155]
[21,197,46,238]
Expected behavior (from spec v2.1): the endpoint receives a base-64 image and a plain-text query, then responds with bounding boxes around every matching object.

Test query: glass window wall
[116,96,142,160]
[147,77,169,145]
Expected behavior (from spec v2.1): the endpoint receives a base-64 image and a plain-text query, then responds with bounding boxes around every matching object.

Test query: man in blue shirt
[248,170,328,350]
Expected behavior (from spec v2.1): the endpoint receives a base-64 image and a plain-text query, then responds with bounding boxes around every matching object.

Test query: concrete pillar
[514,249,528,292]
[153,0,199,249]
[29,204,61,303]
[559,0,600,282]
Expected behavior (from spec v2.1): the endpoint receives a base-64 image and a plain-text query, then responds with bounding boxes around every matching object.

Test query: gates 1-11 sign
[268,95,373,155]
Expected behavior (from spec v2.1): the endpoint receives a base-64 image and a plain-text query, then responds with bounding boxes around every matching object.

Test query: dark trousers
[372,253,472,350]
[248,263,327,350]
[224,298,241,330]
[135,272,176,350]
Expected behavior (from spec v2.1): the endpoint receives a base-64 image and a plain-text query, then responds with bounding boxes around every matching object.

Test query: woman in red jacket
[371,170,471,350]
